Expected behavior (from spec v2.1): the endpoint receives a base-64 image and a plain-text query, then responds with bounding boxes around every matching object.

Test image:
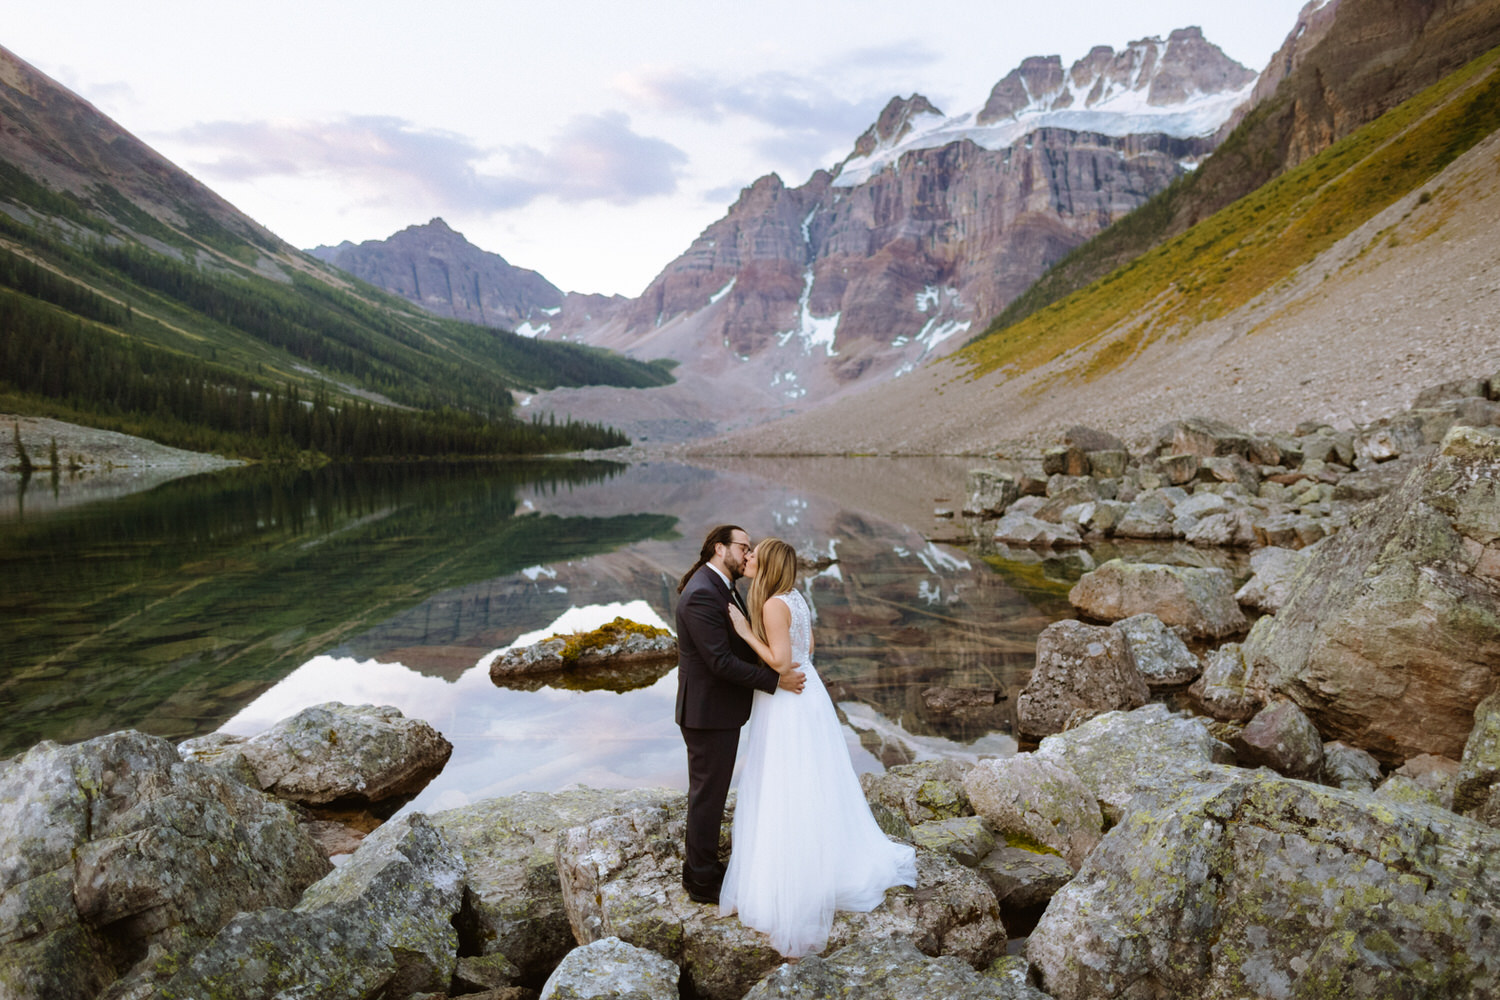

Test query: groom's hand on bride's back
[778,667,806,694]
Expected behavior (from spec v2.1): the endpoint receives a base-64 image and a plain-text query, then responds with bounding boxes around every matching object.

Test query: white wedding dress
[718,589,917,957]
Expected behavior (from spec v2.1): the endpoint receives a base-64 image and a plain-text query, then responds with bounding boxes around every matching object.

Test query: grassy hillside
[959,43,1500,384]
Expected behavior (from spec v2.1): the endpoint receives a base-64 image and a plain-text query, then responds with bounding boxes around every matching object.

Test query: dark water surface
[1,458,1098,815]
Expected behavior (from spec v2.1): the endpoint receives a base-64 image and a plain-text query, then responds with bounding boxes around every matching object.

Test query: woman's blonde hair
[747,538,798,643]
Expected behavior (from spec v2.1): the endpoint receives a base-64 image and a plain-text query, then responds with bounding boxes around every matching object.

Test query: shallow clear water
[1,457,1098,812]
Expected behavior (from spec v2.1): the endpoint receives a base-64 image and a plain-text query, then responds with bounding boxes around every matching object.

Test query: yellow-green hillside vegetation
[959,43,1500,385]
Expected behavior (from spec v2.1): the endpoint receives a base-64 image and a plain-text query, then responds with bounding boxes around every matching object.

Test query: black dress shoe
[683,879,721,905]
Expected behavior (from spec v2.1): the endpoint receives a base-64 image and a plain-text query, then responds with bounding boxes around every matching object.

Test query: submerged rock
[178,702,452,814]
[490,618,676,682]
[1027,767,1500,999]
[0,730,329,1000]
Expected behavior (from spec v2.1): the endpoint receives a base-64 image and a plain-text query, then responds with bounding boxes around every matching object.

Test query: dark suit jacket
[674,564,779,728]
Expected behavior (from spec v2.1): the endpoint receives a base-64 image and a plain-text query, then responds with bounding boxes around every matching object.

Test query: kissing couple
[673,524,917,959]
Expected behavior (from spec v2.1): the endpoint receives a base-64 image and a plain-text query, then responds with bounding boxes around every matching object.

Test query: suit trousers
[681,725,740,887]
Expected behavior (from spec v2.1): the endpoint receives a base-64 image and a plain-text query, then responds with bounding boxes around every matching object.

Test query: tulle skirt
[718,665,917,957]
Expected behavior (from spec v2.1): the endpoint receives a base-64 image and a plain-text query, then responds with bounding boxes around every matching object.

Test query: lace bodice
[772,590,812,667]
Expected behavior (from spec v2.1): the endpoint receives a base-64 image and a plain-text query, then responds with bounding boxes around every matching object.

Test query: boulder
[1229,700,1325,781]
[1042,446,1089,478]
[1068,560,1247,639]
[554,800,1006,1000]
[1413,378,1490,408]
[962,756,1103,869]
[964,470,1020,518]
[1027,767,1500,1000]
[1183,508,1258,547]
[1243,426,1500,762]
[1233,544,1311,613]
[1321,741,1384,793]
[432,787,680,982]
[1376,754,1461,812]
[1110,613,1200,688]
[1457,692,1500,823]
[1356,416,1427,463]
[859,760,974,826]
[0,730,329,1000]
[1153,417,1277,464]
[179,702,452,813]
[1332,453,1421,501]
[1113,492,1177,538]
[909,816,997,868]
[490,618,677,681]
[743,935,1052,1000]
[1251,511,1326,549]
[1036,476,1100,521]
[539,936,680,1000]
[1154,453,1199,486]
[1014,620,1148,740]
[1031,704,1233,825]
[992,512,1082,548]
[159,811,464,999]
[1199,454,1262,493]
[975,844,1075,918]
[454,952,525,991]
[1187,642,1264,721]
[1084,449,1128,479]
[1062,425,1126,453]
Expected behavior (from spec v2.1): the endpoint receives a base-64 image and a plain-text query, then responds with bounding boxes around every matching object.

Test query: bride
[719,537,917,958]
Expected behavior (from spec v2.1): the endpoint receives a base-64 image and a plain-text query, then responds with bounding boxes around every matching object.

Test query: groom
[675,524,805,904]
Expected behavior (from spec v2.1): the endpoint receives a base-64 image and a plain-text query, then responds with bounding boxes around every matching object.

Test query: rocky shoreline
[2,380,1498,999]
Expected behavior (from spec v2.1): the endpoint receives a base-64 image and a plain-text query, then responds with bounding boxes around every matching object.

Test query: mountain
[0,44,670,459]
[308,218,564,330]
[985,0,1500,335]
[721,19,1500,454]
[514,27,1256,441]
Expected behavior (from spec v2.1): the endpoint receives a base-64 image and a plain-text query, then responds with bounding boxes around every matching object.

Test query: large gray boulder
[1233,544,1313,613]
[962,756,1102,869]
[1229,700,1325,781]
[179,702,452,812]
[859,759,975,826]
[1110,613,1200,688]
[1027,767,1500,999]
[743,936,1053,1000]
[1187,642,1264,721]
[1457,692,1500,825]
[1032,704,1234,825]
[1015,620,1149,739]
[0,731,330,1000]
[554,799,1006,1000]
[1069,560,1247,639]
[432,787,680,982]
[540,936,681,1000]
[1243,426,1500,762]
[1321,741,1384,793]
[158,811,466,999]
[964,470,1020,518]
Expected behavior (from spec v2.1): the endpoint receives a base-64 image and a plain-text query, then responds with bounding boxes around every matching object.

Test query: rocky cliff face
[525,27,1255,435]
[309,218,564,331]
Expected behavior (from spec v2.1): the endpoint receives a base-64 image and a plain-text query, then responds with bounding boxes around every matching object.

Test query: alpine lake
[0,456,1251,817]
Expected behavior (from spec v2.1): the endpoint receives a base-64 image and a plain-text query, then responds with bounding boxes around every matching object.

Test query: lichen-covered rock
[743,935,1052,1000]
[554,800,1006,1000]
[962,756,1101,869]
[179,702,452,811]
[964,470,1020,518]
[1015,620,1148,740]
[1032,704,1233,825]
[1233,544,1312,613]
[909,815,997,868]
[1244,426,1500,762]
[1113,491,1178,538]
[1457,691,1500,821]
[0,730,329,1000]
[975,844,1074,917]
[859,760,975,826]
[1322,741,1384,792]
[540,936,680,1000]
[1027,766,1500,999]
[432,787,680,982]
[1187,642,1264,721]
[1110,613,1200,688]
[158,811,465,999]
[1183,508,1259,547]
[454,952,524,991]
[1069,559,1246,638]
[993,512,1083,548]
[1376,754,1461,812]
[490,618,677,681]
[1230,700,1324,781]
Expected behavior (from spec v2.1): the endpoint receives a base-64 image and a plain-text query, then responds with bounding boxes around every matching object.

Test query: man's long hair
[747,538,797,643]
[677,524,745,593]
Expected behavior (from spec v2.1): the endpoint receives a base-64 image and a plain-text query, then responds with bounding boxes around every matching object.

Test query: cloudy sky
[10,1,1310,296]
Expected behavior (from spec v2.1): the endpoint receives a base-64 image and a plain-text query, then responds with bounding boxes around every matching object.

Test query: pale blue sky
[8,0,1313,295]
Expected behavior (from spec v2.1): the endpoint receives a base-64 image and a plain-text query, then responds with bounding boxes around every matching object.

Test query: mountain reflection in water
[2,457,1115,808]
